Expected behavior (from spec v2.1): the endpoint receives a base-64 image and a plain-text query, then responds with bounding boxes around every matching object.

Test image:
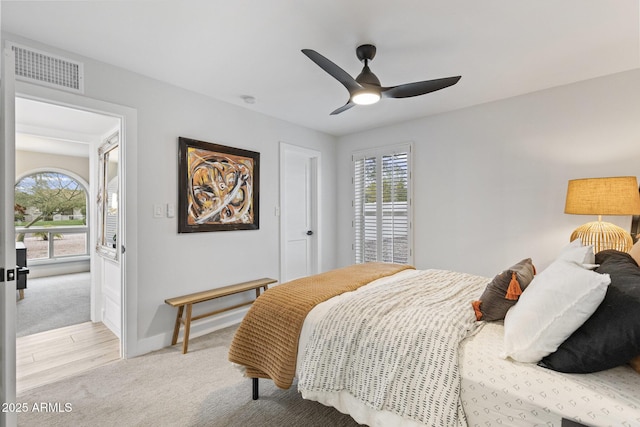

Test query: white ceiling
[2,0,640,137]
[15,98,120,158]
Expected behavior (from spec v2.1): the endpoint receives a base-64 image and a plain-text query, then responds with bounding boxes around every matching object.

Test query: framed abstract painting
[178,137,259,232]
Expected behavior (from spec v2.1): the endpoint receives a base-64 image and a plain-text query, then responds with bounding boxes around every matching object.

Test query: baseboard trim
[132,307,247,357]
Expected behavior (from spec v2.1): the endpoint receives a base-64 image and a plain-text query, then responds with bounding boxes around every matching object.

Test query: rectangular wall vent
[9,42,84,94]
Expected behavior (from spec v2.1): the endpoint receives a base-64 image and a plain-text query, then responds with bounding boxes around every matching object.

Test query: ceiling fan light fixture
[351,90,381,105]
[302,44,460,115]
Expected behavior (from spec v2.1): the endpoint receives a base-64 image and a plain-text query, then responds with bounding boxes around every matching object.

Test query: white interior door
[1,46,18,427]
[280,143,319,283]
[94,131,122,341]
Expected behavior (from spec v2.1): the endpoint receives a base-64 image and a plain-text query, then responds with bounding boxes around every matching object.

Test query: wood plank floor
[16,321,120,394]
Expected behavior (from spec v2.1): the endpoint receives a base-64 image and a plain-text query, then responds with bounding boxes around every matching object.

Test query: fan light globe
[351,91,380,105]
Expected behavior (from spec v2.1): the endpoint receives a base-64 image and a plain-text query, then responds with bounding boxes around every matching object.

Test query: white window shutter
[352,144,412,265]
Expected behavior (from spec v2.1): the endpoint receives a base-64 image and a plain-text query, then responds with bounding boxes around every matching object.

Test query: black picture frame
[178,137,259,233]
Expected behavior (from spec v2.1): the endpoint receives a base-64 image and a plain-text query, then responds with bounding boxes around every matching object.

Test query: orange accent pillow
[630,355,640,373]
[471,258,535,321]
[505,272,523,300]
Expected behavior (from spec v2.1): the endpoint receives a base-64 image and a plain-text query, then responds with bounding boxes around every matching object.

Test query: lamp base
[570,220,633,253]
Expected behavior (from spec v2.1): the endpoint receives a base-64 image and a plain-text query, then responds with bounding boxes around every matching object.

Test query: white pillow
[557,238,595,267]
[501,259,610,363]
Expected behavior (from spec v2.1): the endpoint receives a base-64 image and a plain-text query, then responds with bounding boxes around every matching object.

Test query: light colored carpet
[17,272,90,337]
[17,325,361,427]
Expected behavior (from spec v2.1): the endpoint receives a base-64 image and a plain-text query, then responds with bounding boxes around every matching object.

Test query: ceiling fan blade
[330,101,355,115]
[381,76,461,99]
[302,49,362,94]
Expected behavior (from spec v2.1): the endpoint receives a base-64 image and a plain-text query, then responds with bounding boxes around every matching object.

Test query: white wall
[337,69,640,278]
[4,33,338,356]
[7,31,640,356]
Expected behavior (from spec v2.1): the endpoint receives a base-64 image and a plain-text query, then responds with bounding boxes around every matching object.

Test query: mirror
[97,132,119,260]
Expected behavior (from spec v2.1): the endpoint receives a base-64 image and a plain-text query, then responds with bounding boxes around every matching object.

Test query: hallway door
[280,143,320,282]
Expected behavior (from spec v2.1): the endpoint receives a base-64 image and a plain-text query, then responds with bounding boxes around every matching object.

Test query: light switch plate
[153,204,164,218]
[167,203,175,218]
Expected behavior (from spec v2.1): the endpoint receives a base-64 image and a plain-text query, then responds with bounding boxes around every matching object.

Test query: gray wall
[6,31,640,356]
[337,69,640,277]
[5,33,338,356]
[16,150,89,183]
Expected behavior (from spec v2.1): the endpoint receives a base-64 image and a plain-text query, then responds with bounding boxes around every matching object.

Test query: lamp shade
[565,176,640,215]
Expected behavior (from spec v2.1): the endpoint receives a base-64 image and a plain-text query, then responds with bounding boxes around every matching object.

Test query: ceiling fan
[302,44,461,115]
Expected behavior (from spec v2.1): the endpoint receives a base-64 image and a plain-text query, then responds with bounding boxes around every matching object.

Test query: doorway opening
[14,97,122,393]
[15,170,90,335]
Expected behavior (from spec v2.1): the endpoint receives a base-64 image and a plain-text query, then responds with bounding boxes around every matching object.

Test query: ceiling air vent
[9,42,84,94]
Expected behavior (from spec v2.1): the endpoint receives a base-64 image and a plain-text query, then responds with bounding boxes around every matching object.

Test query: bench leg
[252,378,259,400]
[182,303,193,354]
[255,285,269,299]
[171,305,184,346]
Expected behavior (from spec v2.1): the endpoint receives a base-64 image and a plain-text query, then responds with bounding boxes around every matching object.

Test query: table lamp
[565,176,640,253]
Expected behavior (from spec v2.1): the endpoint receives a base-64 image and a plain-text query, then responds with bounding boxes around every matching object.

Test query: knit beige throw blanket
[228,262,415,389]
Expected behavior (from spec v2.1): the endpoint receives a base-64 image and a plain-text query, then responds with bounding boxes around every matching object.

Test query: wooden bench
[165,277,276,354]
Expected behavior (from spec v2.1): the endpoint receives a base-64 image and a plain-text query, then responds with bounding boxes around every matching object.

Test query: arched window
[15,170,89,261]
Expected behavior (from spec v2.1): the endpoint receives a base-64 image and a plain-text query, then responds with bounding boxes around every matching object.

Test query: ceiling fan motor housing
[356,65,381,87]
[355,45,381,87]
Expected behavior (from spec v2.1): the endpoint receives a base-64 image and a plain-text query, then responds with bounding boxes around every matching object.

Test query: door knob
[306,230,313,236]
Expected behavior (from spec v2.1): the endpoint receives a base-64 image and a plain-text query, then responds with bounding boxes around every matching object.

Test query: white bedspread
[298,269,487,427]
[296,269,640,427]
[460,322,640,427]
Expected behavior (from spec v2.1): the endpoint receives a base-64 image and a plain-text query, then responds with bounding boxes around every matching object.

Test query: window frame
[96,131,119,261]
[352,142,413,265]
[14,168,90,264]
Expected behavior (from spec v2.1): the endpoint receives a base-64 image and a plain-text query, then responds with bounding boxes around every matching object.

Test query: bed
[228,242,640,427]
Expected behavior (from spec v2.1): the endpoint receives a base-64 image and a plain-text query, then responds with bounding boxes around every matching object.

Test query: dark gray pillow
[540,250,640,373]
[472,258,535,321]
